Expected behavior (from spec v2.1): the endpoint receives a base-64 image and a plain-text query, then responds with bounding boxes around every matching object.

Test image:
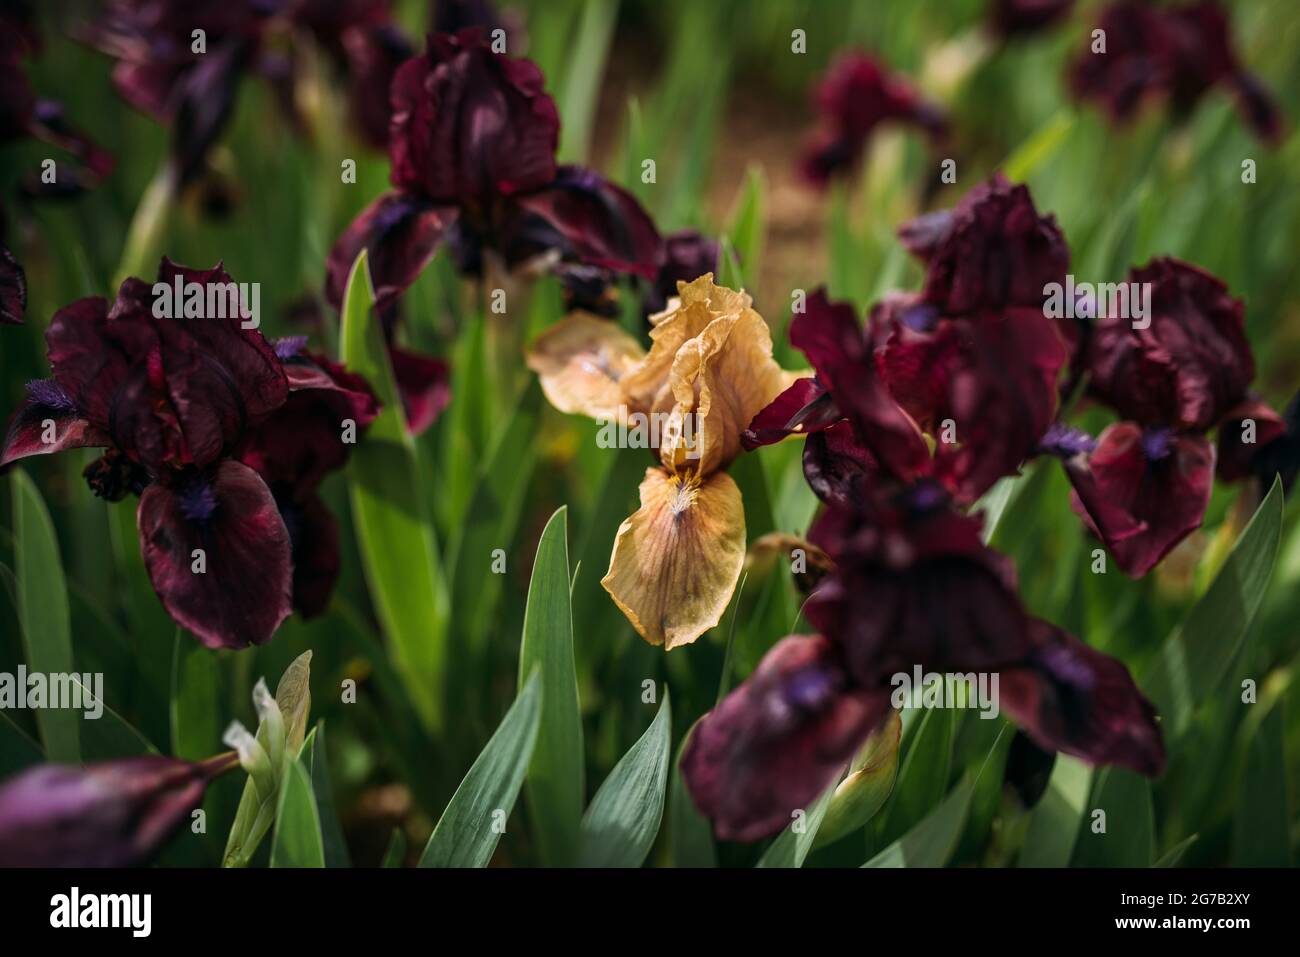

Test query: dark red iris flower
[799,52,947,187]
[1053,257,1257,576]
[1070,0,1284,144]
[325,29,661,314]
[744,283,1066,507]
[1,258,378,649]
[989,0,1076,38]
[0,754,233,866]
[85,0,413,186]
[1,2,113,201]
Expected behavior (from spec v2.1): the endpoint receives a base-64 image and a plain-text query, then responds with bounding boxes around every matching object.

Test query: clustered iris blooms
[683,176,1171,841]
[0,258,378,649]
[1070,0,1284,144]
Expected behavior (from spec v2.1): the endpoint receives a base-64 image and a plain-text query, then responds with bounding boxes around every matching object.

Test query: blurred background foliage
[1,0,1298,866]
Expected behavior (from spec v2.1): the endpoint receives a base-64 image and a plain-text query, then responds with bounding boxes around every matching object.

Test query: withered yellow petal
[659,307,791,475]
[525,312,646,421]
[602,468,746,650]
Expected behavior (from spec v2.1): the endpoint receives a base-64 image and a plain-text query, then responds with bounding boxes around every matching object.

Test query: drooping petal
[805,499,1033,686]
[790,289,930,483]
[389,345,450,435]
[324,191,454,310]
[802,420,880,510]
[1216,396,1286,482]
[681,634,891,842]
[602,468,745,650]
[1001,619,1166,776]
[525,312,646,421]
[1065,422,1215,577]
[279,490,340,619]
[0,384,108,469]
[509,166,662,279]
[0,755,229,867]
[741,376,840,450]
[137,460,292,650]
[168,39,251,186]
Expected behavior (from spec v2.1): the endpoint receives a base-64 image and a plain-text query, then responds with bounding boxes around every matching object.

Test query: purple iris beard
[25,378,77,413]
[178,477,219,522]
[905,478,949,513]
[1141,426,1174,462]
[273,336,308,360]
[782,665,839,713]
[1039,422,1097,458]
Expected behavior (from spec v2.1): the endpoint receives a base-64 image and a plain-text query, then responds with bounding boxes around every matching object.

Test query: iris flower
[1055,257,1261,576]
[528,274,794,648]
[1070,0,1284,144]
[1,259,378,648]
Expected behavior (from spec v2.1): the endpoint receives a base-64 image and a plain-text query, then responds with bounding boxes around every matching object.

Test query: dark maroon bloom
[681,634,891,843]
[1002,620,1167,776]
[88,0,414,186]
[1061,421,1215,577]
[899,173,1070,317]
[0,754,233,867]
[2,258,378,648]
[644,229,721,315]
[806,493,1036,688]
[989,0,1075,38]
[1088,257,1253,433]
[1,242,25,324]
[1070,1,1284,144]
[237,349,379,618]
[799,52,946,187]
[389,345,450,435]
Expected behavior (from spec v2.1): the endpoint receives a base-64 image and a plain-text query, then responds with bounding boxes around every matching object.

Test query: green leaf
[725,164,766,286]
[668,722,716,868]
[518,507,585,866]
[1071,768,1153,867]
[10,469,78,762]
[270,757,325,868]
[577,691,672,868]
[1231,702,1290,866]
[863,777,974,868]
[381,828,407,868]
[815,711,902,849]
[171,631,219,760]
[1143,479,1283,740]
[340,250,449,731]
[1154,834,1199,868]
[756,781,835,868]
[1002,111,1075,183]
[1018,755,1091,867]
[421,671,543,868]
[306,723,350,868]
[557,0,620,164]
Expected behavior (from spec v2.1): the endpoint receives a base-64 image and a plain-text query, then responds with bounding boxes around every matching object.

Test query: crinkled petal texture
[324,191,453,310]
[389,29,558,203]
[790,289,930,482]
[806,502,1034,686]
[1001,620,1167,776]
[0,756,213,867]
[1,244,26,325]
[907,172,1070,315]
[1066,422,1215,577]
[659,302,793,476]
[138,460,292,649]
[602,468,745,650]
[525,312,646,421]
[1087,257,1253,431]
[681,634,891,842]
[46,262,288,472]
